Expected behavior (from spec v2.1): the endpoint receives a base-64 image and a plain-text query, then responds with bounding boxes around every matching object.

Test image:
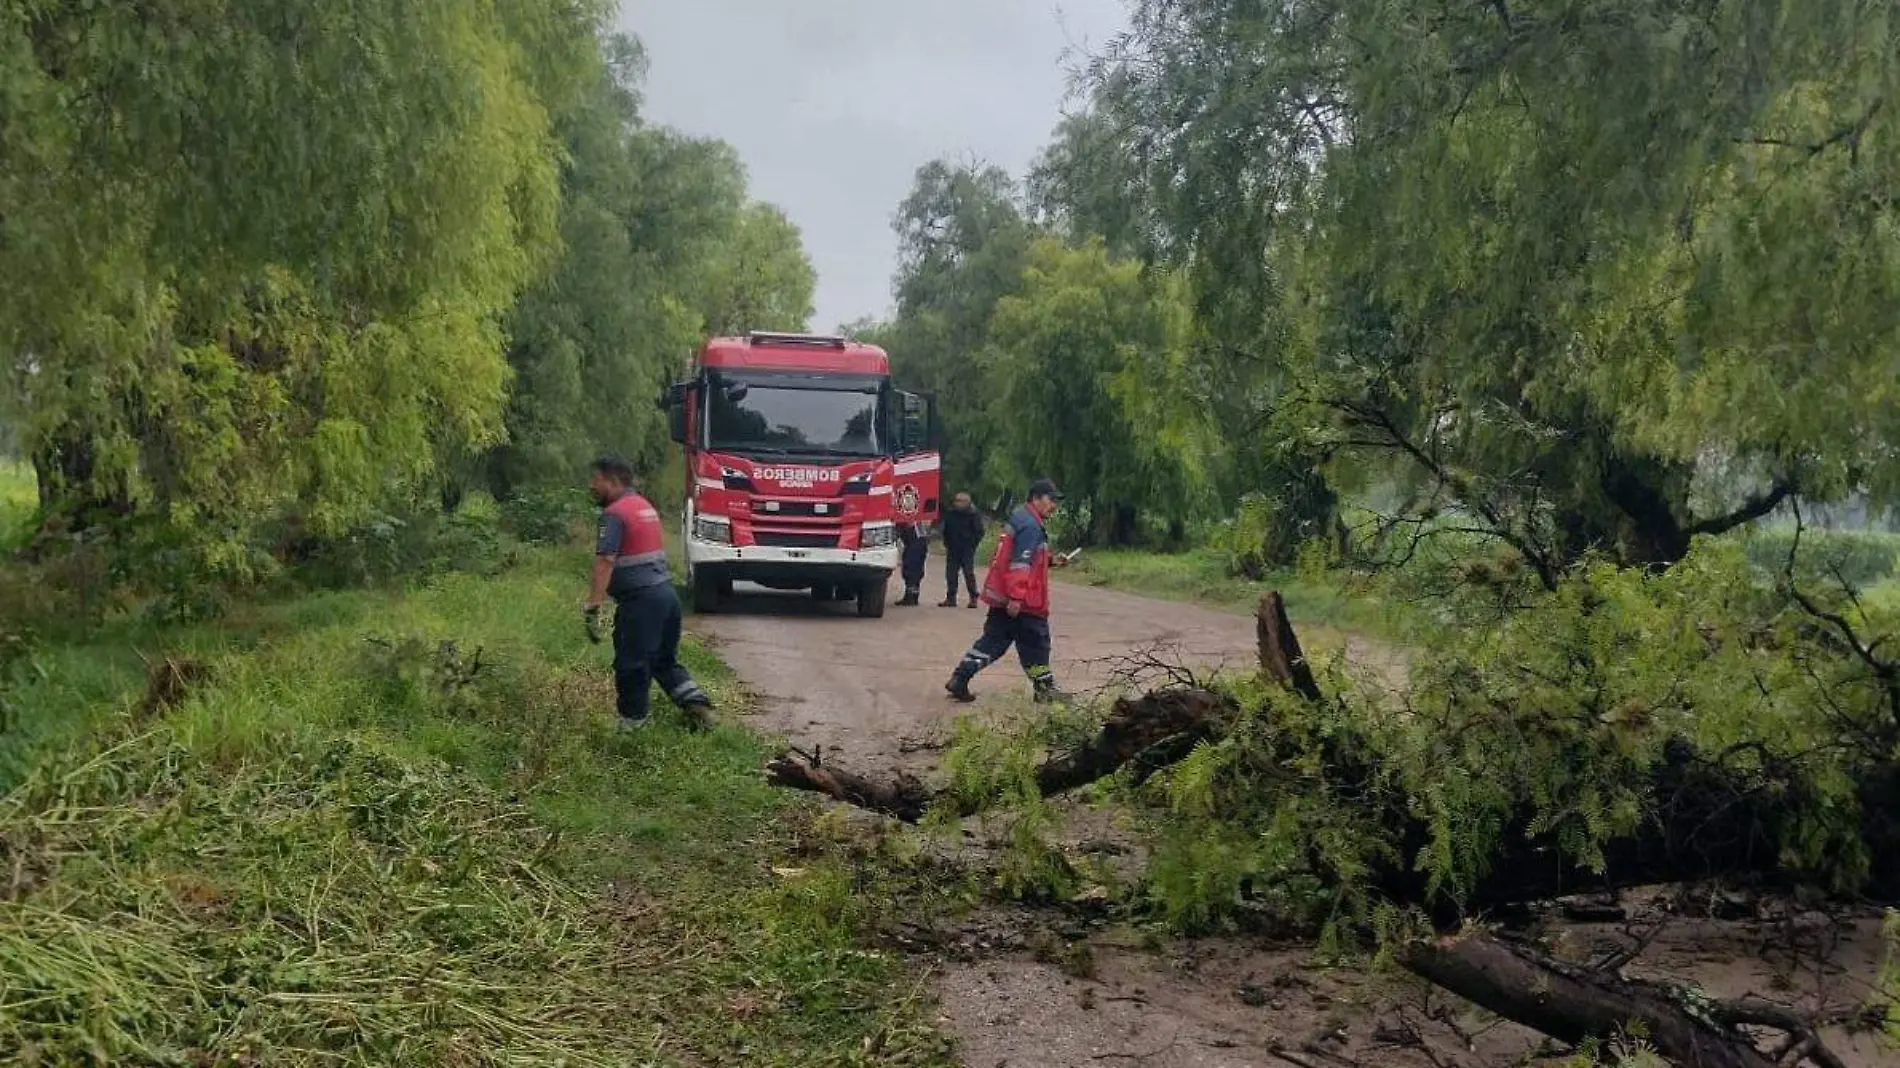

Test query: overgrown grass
[0,548,957,1065]
[1054,546,1418,644]
[0,459,33,551]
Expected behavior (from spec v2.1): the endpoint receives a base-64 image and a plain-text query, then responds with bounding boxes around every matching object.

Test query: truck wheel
[856,577,888,619]
[692,569,724,614]
[810,584,833,602]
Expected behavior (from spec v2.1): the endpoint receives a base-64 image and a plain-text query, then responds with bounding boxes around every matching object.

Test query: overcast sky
[614,0,1129,332]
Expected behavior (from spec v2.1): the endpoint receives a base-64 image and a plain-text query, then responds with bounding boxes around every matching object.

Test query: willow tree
[0,0,600,569]
[884,160,1038,500]
[986,238,1215,544]
[1041,2,1347,562]
[1280,0,1900,576]
[699,203,818,338]
[490,37,754,498]
[1074,0,1900,574]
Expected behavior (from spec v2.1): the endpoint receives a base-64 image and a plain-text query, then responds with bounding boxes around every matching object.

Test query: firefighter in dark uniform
[944,479,1072,703]
[584,456,712,731]
[895,520,929,606]
[938,491,983,607]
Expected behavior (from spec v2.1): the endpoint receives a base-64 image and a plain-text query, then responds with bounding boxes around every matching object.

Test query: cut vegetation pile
[3,733,653,1064]
[0,550,957,1066]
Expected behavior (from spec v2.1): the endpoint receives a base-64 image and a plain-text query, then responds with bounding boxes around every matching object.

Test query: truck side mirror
[661,382,691,445]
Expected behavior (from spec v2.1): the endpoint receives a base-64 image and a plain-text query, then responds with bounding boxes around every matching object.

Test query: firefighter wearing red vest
[944,478,1072,704]
[584,455,712,731]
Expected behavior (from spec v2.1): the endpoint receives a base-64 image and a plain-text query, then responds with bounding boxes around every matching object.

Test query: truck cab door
[893,390,941,526]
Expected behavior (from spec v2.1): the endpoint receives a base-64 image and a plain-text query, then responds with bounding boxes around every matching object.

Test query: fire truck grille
[750,500,838,519]
[753,531,840,550]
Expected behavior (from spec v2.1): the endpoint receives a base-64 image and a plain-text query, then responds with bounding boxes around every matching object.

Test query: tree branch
[1686,482,1793,539]
[1735,99,1885,159]
[1326,398,1561,590]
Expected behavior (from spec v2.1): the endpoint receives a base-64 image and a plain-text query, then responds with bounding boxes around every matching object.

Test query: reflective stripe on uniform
[616,549,666,568]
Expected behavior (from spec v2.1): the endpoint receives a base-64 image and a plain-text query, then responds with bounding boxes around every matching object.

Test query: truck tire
[856,577,888,619]
[692,568,724,615]
[810,584,833,602]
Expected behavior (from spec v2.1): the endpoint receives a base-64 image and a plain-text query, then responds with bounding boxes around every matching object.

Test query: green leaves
[0,0,599,568]
[0,4,817,577]
[988,237,1214,529]
[490,52,814,497]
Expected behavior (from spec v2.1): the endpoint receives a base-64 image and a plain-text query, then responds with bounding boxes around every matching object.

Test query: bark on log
[1256,591,1322,701]
[1398,930,1855,1068]
[763,752,935,823]
[764,688,1234,823]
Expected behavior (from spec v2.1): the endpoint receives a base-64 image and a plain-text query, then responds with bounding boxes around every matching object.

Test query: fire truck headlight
[860,521,896,549]
[692,515,732,545]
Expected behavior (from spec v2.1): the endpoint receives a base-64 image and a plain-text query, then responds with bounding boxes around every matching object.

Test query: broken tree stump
[1256,591,1322,701]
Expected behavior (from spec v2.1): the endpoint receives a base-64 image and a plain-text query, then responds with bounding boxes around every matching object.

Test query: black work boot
[897,588,920,607]
[1033,681,1076,705]
[938,596,957,608]
[945,672,977,703]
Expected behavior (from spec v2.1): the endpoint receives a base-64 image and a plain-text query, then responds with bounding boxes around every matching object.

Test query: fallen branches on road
[1396,929,1859,1068]
[764,687,1235,823]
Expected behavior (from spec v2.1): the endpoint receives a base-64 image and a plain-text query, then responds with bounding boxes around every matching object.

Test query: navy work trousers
[959,606,1053,683]
[900,535,928,590]
[612,583,706,721]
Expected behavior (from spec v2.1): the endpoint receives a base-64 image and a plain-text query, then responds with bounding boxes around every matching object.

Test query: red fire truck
[659,332,941,618]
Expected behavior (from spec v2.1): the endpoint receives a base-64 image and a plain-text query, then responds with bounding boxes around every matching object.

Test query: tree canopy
[0,2,815,571]
[879,0,1900,564]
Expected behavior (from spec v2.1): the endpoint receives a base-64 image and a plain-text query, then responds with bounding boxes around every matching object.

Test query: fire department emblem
[895,483,921,517]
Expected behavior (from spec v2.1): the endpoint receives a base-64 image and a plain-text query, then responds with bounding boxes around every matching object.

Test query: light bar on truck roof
[747,331,848,350]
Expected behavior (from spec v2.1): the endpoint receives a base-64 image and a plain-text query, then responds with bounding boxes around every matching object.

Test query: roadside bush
[1208,493,1289,579]
[292,502,512,591]
[499,487,594,546]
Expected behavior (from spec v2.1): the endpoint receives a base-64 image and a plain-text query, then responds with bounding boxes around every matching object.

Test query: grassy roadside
[1049,545,1419,657]
[0,460,32,551]
[1,547,958,1066]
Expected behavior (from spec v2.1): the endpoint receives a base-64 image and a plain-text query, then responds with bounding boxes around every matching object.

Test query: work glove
[583,603,604,645]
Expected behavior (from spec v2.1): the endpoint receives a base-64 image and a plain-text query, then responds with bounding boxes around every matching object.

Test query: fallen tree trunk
[765,688,1234,823]
[1397,930,1857,1068]
[767,593,1899,900]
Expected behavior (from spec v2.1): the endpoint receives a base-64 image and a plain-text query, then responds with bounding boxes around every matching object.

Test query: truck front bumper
[686,539,898,587]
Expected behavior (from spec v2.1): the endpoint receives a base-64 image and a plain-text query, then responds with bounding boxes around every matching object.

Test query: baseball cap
[1027,478,1064,502]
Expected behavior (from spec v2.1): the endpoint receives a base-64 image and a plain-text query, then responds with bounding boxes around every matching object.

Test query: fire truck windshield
[705,374,884,458]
